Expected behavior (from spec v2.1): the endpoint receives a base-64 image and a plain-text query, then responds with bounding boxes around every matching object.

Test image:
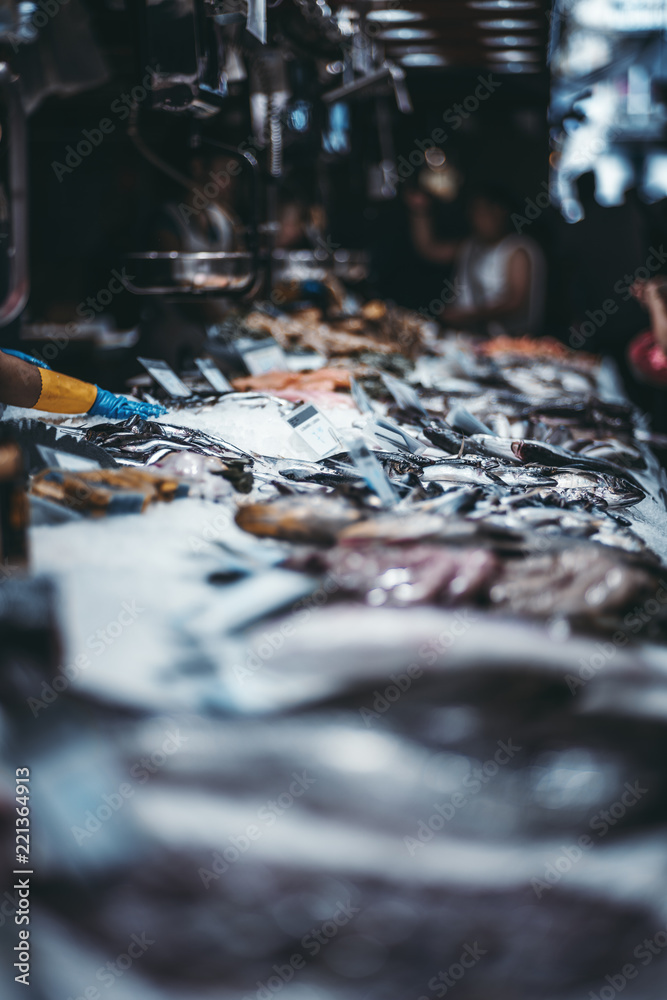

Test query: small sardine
[511,439,645,488]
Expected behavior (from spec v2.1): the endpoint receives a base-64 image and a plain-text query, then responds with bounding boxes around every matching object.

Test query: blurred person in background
[627,274,667,432]
[406,183,546,337]
[370,167,467,311]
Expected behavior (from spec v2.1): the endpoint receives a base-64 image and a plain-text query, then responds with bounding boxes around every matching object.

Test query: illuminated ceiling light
[490,48,540,60]
[488,61,542,72]
[366,9,425,22]
[469,0,539,9]
[379,28,437,39]
[483,34,542,45]
[477,18,540,28]
[576,0,666,31]
[399,53,448,66]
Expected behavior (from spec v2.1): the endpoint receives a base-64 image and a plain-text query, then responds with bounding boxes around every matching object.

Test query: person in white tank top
[407,184,545,337]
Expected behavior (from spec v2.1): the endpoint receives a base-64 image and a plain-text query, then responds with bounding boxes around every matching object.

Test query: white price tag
[195,358,233,394]
[346,437,396,507]
[381,373,427,417]
[240,338,287,375]
[137,358,192,398]
[286,403,341,459]
[349,375,375,415]
[373,417,425,455]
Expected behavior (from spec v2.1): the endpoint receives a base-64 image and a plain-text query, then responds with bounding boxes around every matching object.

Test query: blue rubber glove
[88,388,167,420]
[1,348,51,369]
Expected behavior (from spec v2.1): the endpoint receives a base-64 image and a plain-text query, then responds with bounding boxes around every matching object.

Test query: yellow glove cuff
[35,369,98,414]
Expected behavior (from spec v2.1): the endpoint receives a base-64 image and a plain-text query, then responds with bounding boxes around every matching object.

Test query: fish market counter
[4,332,667,1000]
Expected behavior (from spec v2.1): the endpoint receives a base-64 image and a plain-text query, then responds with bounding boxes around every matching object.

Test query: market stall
[3,0,667,995]
[3,310,667,999]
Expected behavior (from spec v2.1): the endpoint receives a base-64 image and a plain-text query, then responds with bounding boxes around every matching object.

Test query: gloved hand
[88,388,167,420]
[1,348,51,369]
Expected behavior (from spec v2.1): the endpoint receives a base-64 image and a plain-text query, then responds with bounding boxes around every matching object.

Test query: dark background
[13,2,667,386]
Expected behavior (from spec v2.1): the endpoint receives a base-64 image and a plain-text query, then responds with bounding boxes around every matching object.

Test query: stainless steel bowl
[123,252,257,295]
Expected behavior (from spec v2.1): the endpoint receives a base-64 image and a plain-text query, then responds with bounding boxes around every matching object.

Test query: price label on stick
[349,375,375,415]
[381,372,427,418]
[240,338,287,375]
[346,437,396,507]
[195,358,233,394]
[137,358,192,398]
[373,416,425,455]
[286,403,341,459]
